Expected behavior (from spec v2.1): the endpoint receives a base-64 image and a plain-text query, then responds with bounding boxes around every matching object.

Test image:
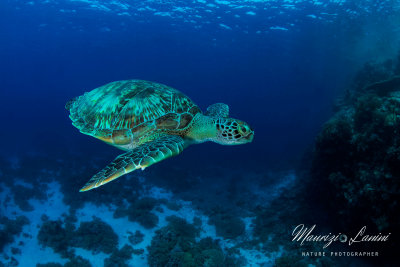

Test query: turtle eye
[239,125,248,134]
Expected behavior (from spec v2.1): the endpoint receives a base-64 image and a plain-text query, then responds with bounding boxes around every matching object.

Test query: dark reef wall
[309,53,400,255]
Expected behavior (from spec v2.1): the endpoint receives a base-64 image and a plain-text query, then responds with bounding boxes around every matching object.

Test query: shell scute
[179,113,194,128]
[67,80,200,142]
[156,113,180,129]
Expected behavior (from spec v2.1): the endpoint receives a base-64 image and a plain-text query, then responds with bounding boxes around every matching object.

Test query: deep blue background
[1,0,395,171]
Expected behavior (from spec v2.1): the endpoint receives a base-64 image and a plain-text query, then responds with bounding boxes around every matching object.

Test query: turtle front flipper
[79,135,186,192]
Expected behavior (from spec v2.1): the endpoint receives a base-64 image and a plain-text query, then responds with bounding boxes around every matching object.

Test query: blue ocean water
[0,1,399,266]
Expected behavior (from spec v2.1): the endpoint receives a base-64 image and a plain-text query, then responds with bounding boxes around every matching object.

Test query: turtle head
[213,118,254,145]
[199,103,253,145]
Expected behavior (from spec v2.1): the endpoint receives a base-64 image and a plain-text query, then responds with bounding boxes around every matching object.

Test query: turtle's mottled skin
[66,80,254,191]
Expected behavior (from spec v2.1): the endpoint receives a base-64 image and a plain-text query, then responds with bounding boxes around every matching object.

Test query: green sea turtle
[66,80,254,192]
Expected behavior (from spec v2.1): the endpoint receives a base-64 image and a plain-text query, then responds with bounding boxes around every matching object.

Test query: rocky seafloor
[2,54,400,267]
[0,151,376,267]
[0,153,310,267]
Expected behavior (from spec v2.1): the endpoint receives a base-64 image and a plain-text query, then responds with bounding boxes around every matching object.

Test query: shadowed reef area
[305,52,400,265]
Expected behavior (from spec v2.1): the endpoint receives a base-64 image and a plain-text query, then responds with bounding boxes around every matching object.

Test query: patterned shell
[66,80,201,145]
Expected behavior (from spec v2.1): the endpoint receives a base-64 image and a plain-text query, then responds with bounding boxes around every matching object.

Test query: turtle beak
[246,131,254,142]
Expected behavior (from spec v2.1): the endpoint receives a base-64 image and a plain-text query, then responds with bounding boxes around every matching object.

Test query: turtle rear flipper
[79,135,186,192]
[65,96,79,111]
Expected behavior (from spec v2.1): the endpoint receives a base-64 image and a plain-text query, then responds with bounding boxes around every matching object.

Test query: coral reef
[132,248,144,255]
[11,182,48,212]
[165,201,182,211]
[74,216,118,254]
[114,197,159,229]
[104,245,134,267]
[147,216,240,267]
[36,256,92,267]
[37,216,118,258]
[12,185,35,211]
[353,52,400,92]
[310,56,400,252]
[274,253,308,267]
[5,153,144,212]
[341,52,400,108]
[128,230,144,245]
[0,216,29,253]
[36,263,63,267]
[207,207,245,239]
[37,220,73,258]
[64,256,91,267]
[10,247,21,255]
